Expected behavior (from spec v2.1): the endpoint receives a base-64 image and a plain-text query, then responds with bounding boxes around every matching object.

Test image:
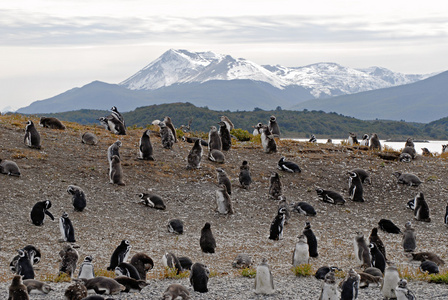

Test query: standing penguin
[319,271,339,300]
[402,221,417,252]
[369,243,386,274]
[107,240,131,271]
[111,106,125,127]
[109,155,125,186]
[260,125,277,153]
[30,200,54,226]
[200,223,216,253]
[0,159,21,176]
[340,269,360,300]
[163,116,177,143]
[309,134,317,143]
[292,235,309,266]
[218,121,232,151]
[10,246,41,273]
[360,134,369,146]
[107,140,122,164]
[351,168,371,184]
[15,249,35,280]
[59,212,76,243]
[268,172,282,200]
[348,171,365,202]
[8,275,29,300]
[369,227,386,261]
[186,138,202,169]
[239,160,252,189]
[382,265,400,300]
[67,185,86,212]
[162,252,183,275]
[215,184,233,215]
[138,130,154,160]
[59,245,79,277]
[268,115,280,137]
[369,133,381,151]
[24,120,41,149]
[220,115,234,131]
[78,255,95,279]
[190,262,209,293]
[348,132,359,145]
[269,207,286,241]
[208,126,222,151]
[395,279,416,300]
[414,192,431,222]
[353,232,371,268]
[444,203,448,227]
[254,258,275,295]
[159,121,175,149]
[303,222,318,258]
[216,168,231,195]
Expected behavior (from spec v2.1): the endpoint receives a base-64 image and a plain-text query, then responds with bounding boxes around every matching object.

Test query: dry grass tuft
[292,264,314,277]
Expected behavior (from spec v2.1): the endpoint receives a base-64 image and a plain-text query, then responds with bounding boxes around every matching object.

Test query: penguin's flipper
[45,210,55,221]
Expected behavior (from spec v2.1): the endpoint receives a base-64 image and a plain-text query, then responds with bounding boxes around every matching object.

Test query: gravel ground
[1,114,448,299]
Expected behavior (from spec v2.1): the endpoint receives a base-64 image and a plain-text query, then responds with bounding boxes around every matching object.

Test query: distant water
[291,139,447,155]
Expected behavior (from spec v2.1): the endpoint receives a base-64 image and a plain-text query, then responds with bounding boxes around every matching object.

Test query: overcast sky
[1,0,447,111]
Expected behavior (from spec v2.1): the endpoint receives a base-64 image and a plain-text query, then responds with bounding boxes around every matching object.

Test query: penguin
[114,276,148,293]
[130,252,154,280]
[315,188,345,205]
[360,134,369,146]
[232,253,252,269]
[315,266,340,280]
[30,200,54,226]
[254,258,275,295]
[186,138,202,169]
[401,147,416,160]
[308,134,317,143]
[252,122,263,135]
[22,279,52,294]
[369,242,386,273]
[382,265,400,299]
[83,276,125,295]
[421,147,432,157]
[277,196,291,224]
[99,115,126,135]
[162,284,190,300]
[162,252,183,274]
[399,152,413,162]
[268,115,280,137]
[218,121,232,151]
[39,116,65,129]
[24,120,41,149]
[340,269,360,300]
[67,185,87,212]
[363,266,383,277]
[190,262,209,293]
[138,130,154,160]
[348,132,358,145]
[216,167,231,195]
[111,106,125,127]
[268,172,282,200]
[109,155,125,186]
[413,192,431,222]
[81,132,98,145]
[163,116,177,143]
[260,125,277,153]
[78,255,95,279]
[182,136,208,147]
[208,126,222,151]
[420,260,439,274]
[277,157,301,173]
[64,281,87,300]
[348,171,365,202]
[0,159,21,176]
[443,144,448,153]
[393,171,422,186]
[114,262,141,280]
[208,149,225,163]
[395,279,416,300]
[410,252,445,266]
[303,222,318,258]
[402,221,417,252]
[350,168,371,184]
[269,207,286,241]
[357,271,383,289]
[292,235,309,266]
[167,219,184,234]
[238,160,252,189]
[59,212,76,243]
[10,245,41,272]
[200,223,216,253]
[445,203,448,227]
[107,140,122,164]
[178,256,193,270]
[159,121,175,149]
[318,271,339,300]
[353,232,371,268]
[59,245,79,277]
[8,275,29,300]
[137,193,166,210]
[405,137,415,148]
[15,249,35,280]
[291,202,317,216]
[326,138,333,144]
[369,133,381,150]
[378,219,402,234]
[107,240,131,271]
[215,184,234,215]
[369,228,386,261]
[220,115,234,131]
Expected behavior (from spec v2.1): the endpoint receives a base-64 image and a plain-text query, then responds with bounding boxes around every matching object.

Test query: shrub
[231,128,251,141]
[240,267,257,278]
[292,264,313,277]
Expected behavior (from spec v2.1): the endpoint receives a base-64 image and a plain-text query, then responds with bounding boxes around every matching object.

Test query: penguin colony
[2,111,448,299]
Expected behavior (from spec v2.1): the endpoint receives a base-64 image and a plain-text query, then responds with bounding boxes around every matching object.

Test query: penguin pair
[347,132,358,145]
[14,249,35,280]
[98,115,126,135]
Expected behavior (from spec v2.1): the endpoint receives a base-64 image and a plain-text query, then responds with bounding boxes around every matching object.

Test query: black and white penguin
[340,269,360,300]
[208,149,225,163]
[59,212,76,243]
[99,115,126,135]
[292,202,317,216]
[260,125,277,153]
[382,265,400,299]
[30,200,54,226]
[303,222,318,258]
[163,116,177,143]
[67,185,86,212]
[252,122,263,135]
[107,140,122,164]
[350,168,371,184]
[216,167,231,195]
[0,159,21,176]
[59,245,79,277]
[130,253,154,280]
[10,245,41,273]
[190,262,209,293]
[159,121,175,149]
[215,184,234,215]
[186,138,202,169]
[308,134,317,143]
[353,232,371,268]
[315,188,345,205]
[138,130,154,160]
[238,160,252,189]
[137,193,166,210]
[269,207,286,241]
[162,252,183,274]
[378,218,402,234]
[393,171,423,186]
[78,255,95,279]
[395,279,416,300]
[348,171,365,202]
[220,115,234,131]
[399,152,413,162]
[232,253,252,269]
[178,256,193,270]
[22,279,52,295]
[420,260,439,274]
[15,249,35,280]
[114,276,148,293]
[208,126,222,151]
[167,219,184,234]
[39,116,65,129]
[115,262,141,280]
[348,132,358,145]
[369,243,386,273]
[162,284,190,300]
[8,275,29,300]
[111,106,125,127]
[24,120,41,149]
[107,240,131,271]
[81,132,98,145]
[444,203,448,227]
[254,258,275,295]
[402,221,417,252]
[182,136,209,146]
[369,228,386,261]
[109,155,125,186]
[268,172,282,200]
[218,121,232,151]
[405,137,415,148]
[319,270,339,300]
[369,133,381,151]
[277,196,291,224]
[200,223,216,253]
[360,134,369,146]
[268,115,280,137]
[277,157,301,173]
[315,266,340,280]
[292,235,309,266]
[413,192,430,222]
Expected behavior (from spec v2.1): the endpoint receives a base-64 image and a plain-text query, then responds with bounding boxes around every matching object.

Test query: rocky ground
[1,114,448,299]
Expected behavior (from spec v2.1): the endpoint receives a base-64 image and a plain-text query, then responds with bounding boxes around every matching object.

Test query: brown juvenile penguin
[8,275,29,300]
